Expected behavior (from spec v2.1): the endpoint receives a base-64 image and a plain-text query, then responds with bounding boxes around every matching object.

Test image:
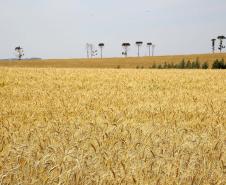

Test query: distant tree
[86,43,90,58]
[178,59,185,69]
[86,43,97,58]
[186,60,192,69]
[157,64,162,69]
[98,43,105,59]
[217,35,226,53]
[191,61,196,69]
[212,59,219,69]
[135,41,143,57]
[167,63,172,68]
[211,39,216,53]
[152,44,156,56]
[195,58,200,69]
[92,50,98,58]
[15,46,24,60]
[163,62,168,68]
[212,59,226,69]
[152,63,156,68]
[147,42,152,56]
[122,43,131,57]
[202,62,209,69]
[172,63,176,68]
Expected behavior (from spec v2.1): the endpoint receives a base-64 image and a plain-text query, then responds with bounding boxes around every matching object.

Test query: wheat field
[0,68,226,184]
[0,53,226,68]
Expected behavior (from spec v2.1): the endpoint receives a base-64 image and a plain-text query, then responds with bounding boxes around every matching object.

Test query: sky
[0,0,226,59]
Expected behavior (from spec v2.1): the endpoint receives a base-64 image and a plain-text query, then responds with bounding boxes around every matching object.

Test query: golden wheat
[0,68,225,184]
[0,53,226,68]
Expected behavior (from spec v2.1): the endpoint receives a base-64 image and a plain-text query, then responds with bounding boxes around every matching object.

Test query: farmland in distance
[0,53,226,68]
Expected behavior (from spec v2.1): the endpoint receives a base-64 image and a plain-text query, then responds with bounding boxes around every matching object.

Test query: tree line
[14,35,225,60]
[148,59,226,69]
[86,42,155,58]
[88,35,225,59]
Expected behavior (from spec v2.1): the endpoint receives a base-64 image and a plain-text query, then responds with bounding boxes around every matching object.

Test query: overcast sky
[0,0,226,59]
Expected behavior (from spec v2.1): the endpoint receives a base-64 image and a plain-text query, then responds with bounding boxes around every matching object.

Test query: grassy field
[0,53,226,68]
[0,68,226,184]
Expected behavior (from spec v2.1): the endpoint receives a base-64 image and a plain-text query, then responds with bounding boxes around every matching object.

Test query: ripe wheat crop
[0,68,226,184]
[0,53,226,69]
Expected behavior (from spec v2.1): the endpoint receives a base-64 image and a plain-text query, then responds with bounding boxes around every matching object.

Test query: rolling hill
[0,53,226,68]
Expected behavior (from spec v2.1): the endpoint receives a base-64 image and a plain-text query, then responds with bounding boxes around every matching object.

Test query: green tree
[195,59,200,69]
[191,61,196,69]
[212,59,226,69]
[202,62,209,69]
[178,59,185,69]
[163,62,168,68]
[186,60,192,69]
[167,63,172,68]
